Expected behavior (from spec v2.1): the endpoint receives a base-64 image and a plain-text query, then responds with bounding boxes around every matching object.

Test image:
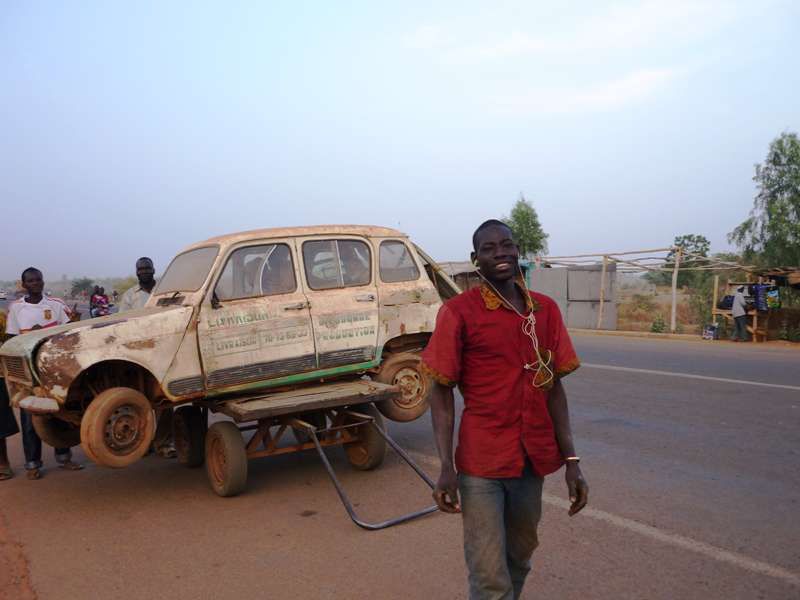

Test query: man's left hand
[566,462,588,516]
[69,303,81,322]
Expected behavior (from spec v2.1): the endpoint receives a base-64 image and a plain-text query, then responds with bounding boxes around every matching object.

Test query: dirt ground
[1,334,799,599]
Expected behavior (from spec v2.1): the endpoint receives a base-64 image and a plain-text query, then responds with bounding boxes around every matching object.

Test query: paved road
[0,334,798,599]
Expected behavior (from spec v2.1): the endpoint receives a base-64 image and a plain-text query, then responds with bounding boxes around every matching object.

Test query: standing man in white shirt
[6,267,84,479]
[118,257,157,311]
[731,286,749,342]
[117,257,176,458]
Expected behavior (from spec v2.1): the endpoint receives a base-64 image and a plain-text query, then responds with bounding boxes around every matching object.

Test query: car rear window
[379,240,420,283]
[302,240,371,290]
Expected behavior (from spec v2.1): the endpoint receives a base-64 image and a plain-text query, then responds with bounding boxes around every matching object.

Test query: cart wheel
[80,387,155,468]
[375,352,431,422]
[292,411,327,445]
[344,404,386,471]
[174,405,205,468]
[32,414,81,448]
[205,421,247,497]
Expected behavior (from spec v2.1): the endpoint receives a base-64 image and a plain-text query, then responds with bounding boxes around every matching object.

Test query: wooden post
[712,274,719,314]
[597,255,608,330]
[670,248,682,333]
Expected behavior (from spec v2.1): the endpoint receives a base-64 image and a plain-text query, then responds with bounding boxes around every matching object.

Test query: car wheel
[32,414,81,448]
[80,387,155,468]
[205,421,248,497]
[375,352,431,422]
[344,404,386,471]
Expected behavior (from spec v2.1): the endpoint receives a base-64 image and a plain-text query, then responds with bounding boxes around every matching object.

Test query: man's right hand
[433,467,461,513]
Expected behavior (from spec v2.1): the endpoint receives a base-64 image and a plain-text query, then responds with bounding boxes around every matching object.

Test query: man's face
[472,225,520,282]
[136,260,155,285]
[22,270,44,296]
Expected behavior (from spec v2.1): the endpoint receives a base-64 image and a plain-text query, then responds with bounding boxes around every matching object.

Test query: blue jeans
[20,410,71,470]
[459,463,544,600]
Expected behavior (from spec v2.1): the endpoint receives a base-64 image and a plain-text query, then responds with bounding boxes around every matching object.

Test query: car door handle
[355,294,376,302]
[283,302,309,311]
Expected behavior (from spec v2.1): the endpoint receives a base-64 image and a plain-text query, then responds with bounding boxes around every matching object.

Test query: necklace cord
[475,266,554,389]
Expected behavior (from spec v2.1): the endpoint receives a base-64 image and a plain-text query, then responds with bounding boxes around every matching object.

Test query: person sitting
[91,287,111,317]
[90,285,103,317]
[340,245,370,286]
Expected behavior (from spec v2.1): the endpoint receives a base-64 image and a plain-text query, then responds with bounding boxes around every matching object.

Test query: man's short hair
[20,267,41,282]
[472,219,512,251]
[136,257,153,267]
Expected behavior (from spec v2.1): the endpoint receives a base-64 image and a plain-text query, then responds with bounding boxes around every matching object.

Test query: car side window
[303,239,372,290]
[379,241,420,283]
[215,244,296,301]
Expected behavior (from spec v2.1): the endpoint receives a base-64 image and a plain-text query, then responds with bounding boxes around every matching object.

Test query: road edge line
[581,363,800,392]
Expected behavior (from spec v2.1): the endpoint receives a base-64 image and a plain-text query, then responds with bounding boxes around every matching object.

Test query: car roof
[184,225,409,250]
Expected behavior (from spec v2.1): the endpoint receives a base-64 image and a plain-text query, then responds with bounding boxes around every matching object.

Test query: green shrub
[651,314,666,333]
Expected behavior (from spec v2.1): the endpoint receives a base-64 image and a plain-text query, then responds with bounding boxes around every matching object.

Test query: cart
[173,379,439,530]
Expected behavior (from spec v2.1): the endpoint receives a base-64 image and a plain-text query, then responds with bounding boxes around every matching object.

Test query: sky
[1,0,798,280]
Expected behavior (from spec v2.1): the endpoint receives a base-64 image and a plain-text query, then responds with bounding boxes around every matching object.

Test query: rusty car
[1,225,460,499]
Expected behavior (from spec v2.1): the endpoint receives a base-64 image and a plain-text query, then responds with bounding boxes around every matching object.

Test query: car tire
[174,405,206,468]
[344,404,386,471]
[205,421,248,497]
[32,414,81,449]
[80,387,155,468]
[374,352,431,422]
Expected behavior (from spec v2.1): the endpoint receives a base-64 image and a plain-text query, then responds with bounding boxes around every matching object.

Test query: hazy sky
[1,1,798,280]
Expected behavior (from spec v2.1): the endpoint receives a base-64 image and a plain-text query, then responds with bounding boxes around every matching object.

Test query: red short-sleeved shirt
[421,281,580,479]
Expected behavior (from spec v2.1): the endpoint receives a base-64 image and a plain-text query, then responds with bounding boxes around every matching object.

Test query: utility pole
[670,247,683,334]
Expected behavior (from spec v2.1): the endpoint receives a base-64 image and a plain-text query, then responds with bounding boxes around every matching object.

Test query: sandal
[59,460,84,471]
[156,445,177,459]
[26,468,42,480]
[0,466,13,481]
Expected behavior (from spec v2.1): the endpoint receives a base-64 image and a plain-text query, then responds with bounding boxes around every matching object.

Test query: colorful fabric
[421,281,580,479]
[766,288,781,309]
[5,296,73,335]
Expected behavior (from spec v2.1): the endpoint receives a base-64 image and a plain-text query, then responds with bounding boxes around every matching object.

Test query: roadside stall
[710,271,798,342]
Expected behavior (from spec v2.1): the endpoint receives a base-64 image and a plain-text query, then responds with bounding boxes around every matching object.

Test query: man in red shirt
[423,220,588,599]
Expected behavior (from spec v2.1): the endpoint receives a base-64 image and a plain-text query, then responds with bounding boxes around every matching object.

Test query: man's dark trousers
[733,315,749,341]
[19,410,71,471]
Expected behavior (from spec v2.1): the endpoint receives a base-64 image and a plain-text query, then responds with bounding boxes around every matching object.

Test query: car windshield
[153,246,219,295]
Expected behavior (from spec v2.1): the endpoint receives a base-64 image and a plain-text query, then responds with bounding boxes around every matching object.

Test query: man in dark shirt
[0,309,19,480]
[423,220,588,600]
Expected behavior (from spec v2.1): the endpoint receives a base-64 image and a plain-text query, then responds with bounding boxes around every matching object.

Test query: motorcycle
[90,295,114,318]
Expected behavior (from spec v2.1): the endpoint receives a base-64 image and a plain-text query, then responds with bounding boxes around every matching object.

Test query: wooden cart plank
[217,380,400,421]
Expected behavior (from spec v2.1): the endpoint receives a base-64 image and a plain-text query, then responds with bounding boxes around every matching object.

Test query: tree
[70,277,94,297]
[728,131,800,266]
[503,194,549,257]
[115,276,138,294]
[645,233,710,287]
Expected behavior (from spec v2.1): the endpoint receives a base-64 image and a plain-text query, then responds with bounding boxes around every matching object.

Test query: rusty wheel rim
[348,438,369,466]
[103,405,143,456]
[393,366,425,409]
[208,436,226,486]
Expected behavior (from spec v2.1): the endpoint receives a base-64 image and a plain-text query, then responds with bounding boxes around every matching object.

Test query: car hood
[0,306,185,358]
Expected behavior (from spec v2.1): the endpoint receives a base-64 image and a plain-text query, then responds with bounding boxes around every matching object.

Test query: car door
[298,236,380,371]
[197,240,316,392]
